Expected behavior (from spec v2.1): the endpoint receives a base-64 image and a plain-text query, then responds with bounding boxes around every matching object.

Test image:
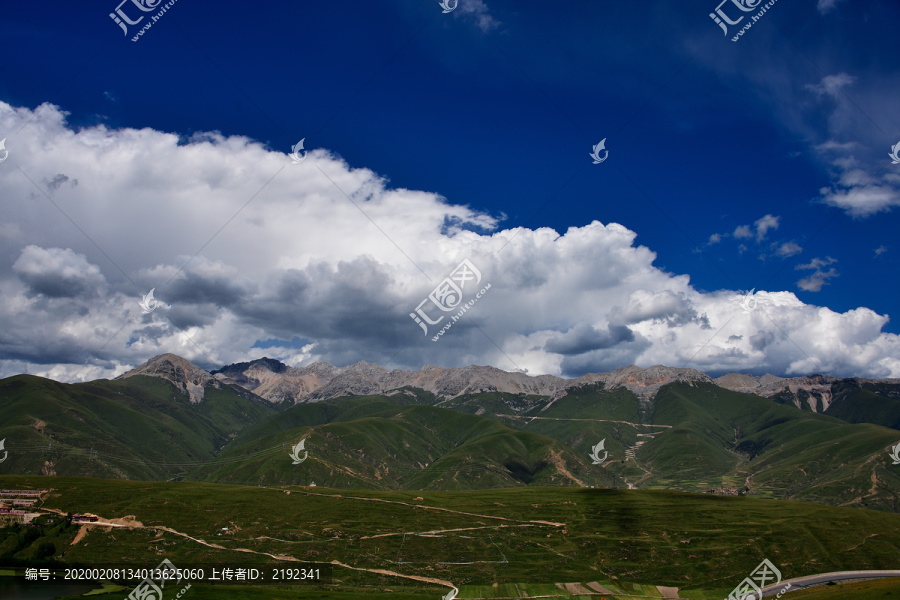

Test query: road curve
[760,570,900,597]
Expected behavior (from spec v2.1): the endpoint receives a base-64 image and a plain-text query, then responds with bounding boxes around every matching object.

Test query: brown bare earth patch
[546,449,585,487]
[844,532,878,552]
[658,585,680,598]
[107,515,143,527]
[70,525,89,546]
[587,582,616,594]
[564,582,595,595]
[868,471,879,497]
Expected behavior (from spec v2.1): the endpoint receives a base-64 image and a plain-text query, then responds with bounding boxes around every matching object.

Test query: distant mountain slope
[185,376,900,509]
[3,354,900,510]
[715,372,900,427]
[430,380,900,510]
[121,354,900,426]
[210,355,713,406]
[189,396,606,490]
[824,379,900,429]
[117,353,273,407]
[645,382,900,510]
[0,371,277,480]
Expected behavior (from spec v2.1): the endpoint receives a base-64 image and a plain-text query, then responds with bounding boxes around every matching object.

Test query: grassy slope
[0,374,276,481]
[2,476,900,599]
[190,398,602,489]
[825,380,900,430]
[639,383,900,509]
[494,385,650,487]
[4,375,900,510]
[426,382,900,509]
[177,381,900,505]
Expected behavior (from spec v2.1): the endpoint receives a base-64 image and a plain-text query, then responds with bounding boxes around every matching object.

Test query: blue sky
[0,0,898,379]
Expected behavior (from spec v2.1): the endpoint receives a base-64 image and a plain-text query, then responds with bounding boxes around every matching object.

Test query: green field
[2,476,900,599]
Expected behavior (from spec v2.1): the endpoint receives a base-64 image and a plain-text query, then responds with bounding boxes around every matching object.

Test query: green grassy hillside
[189,398,608,489]
[642,383,900,510]
[3,375,900,512]
[0,374,276,481]
[825,380,900,429]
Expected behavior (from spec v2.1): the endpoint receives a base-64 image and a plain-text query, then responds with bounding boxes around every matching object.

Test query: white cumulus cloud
[0,100,898,381]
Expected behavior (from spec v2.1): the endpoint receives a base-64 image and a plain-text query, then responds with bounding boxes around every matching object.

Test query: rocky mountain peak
[344,361,390,377]
[211,357,288,376]
[292,361,340,378]
[210,357,290,392]
[117,353,216,404]
[569,364,713,403]
[117,354,900,413]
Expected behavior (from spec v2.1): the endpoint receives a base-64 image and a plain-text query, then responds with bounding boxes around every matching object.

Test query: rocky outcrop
[117,353,218,404]
[208,357,712,405]
[715,373,838,411]
[575,365,712,403]
[715,372,900,413]
[116,353,267,406]
[213,359,327,404]
[210,357,287,389]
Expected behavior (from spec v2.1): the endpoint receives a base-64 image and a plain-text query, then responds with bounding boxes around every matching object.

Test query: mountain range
[122,353,899,411]
[1,353,900,511]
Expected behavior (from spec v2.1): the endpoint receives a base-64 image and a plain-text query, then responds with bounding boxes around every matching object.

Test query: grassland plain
[2,476,900,600]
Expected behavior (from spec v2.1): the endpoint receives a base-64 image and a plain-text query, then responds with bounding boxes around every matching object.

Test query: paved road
[760,570,900,597]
